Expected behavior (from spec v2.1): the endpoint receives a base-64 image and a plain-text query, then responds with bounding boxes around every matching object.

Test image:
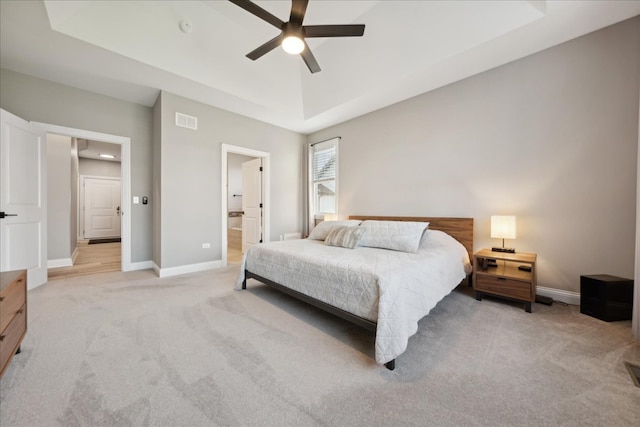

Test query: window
[309,138,339,228]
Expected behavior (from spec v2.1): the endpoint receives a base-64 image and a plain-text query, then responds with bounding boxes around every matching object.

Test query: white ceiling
[77,139,121,162]
[1,1,639,134]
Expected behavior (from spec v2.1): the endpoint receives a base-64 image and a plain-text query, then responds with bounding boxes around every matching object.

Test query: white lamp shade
[491,215,516,239]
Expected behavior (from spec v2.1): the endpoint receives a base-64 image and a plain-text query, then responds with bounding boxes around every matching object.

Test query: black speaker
[580,275,633,322]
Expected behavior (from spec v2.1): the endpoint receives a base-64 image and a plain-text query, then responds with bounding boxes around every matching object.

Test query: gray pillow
[307,220,361,240]
[324,226,366,249]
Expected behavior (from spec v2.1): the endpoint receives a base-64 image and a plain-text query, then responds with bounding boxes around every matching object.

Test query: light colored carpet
[1,266,639,426]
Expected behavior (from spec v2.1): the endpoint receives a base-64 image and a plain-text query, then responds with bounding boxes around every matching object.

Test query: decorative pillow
[307,220,361,240]
[324,226,366,249]
[358,220,429,253]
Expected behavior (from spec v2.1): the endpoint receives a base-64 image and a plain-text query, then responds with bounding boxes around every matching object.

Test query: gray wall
[46,134,71,261]
[156,91,305,269]
[0,68,153,263]
[308,17,640,294]
[78,158,121,178]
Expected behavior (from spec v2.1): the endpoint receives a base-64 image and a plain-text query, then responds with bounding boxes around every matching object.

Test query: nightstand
[473,249,537,313]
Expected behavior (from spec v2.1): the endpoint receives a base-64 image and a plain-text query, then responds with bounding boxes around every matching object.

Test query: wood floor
[228,246,243,265]
[48,239,239,280]
[48,240,121,280]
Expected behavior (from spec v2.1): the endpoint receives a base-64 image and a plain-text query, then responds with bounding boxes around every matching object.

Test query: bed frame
[241,216,474,371]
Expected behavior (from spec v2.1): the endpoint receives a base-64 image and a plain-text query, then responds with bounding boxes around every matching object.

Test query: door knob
[0,212,18,219]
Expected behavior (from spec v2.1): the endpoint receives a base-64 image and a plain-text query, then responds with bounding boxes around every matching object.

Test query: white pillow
[307,220,361,240]
[325,225,366,249]
[359,220,429,253]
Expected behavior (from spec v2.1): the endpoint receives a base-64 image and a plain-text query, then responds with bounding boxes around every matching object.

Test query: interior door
[242,158,262,252]
[0,109,47,289]
[83,177,121,239]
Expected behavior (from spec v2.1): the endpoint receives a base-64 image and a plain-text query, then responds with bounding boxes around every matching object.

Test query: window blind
[312,145,336,181]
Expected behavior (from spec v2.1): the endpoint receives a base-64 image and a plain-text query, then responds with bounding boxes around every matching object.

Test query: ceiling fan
[228,0,365,73]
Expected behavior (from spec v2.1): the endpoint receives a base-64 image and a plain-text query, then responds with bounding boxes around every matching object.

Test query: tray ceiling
[1,1,639,134]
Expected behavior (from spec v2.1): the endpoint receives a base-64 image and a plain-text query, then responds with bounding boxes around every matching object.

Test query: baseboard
[128,261,154,271]
[47,258,73,268]
[536,286,580,306]
[153,260,223,278]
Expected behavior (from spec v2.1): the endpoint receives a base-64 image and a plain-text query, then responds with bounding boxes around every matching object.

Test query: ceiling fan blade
[300,41,321,73]
[303,24,365,38]
[289,0,309,26]
[228,0,284,29]
[246,34,283,60]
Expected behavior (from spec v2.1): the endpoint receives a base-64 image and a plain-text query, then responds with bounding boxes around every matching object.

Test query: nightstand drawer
[475,275,532,301]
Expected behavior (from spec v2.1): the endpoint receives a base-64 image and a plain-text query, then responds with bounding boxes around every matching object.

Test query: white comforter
[234,229,472,364]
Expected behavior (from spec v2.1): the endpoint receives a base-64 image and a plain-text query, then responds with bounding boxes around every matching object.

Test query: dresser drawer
[0,270,26,333]
[475,274,532,301]
[0,303,27,377]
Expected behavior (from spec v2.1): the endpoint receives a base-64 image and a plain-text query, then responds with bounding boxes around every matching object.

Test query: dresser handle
[0,335,4,341]
[0,296,4,302]
[497,277,506,281]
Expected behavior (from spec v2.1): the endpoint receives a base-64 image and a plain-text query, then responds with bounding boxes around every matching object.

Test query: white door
[242,158,262,252]
[0,109,47,289]
[83,177,121,239]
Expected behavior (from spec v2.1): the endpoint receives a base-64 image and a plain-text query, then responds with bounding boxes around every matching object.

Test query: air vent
[175,112,197,130]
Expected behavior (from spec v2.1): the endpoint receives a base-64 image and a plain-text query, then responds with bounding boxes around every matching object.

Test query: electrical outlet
[202,243,211,249]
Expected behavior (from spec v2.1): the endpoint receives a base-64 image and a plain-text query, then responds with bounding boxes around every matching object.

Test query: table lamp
[491,215,516,253]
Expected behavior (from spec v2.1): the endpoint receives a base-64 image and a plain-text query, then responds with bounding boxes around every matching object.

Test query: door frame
[32,122,132,272]
[80,175,122,240]
[221,144,270,267]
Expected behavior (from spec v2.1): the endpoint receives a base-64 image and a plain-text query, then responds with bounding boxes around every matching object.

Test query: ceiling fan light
[282,36,304,55]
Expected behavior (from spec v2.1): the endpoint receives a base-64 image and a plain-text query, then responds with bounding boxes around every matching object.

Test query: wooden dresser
[0,270,27,378]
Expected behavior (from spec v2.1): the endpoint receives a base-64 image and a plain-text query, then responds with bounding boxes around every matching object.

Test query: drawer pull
[497,277,506,281]
[0,335,4,342]
[0,296,4,302]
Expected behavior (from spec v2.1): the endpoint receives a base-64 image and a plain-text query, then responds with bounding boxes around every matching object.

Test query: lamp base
[492,247,516,253]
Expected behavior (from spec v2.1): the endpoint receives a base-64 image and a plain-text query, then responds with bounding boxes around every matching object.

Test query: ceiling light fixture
[282,35,304,55]
[99,154,116,159]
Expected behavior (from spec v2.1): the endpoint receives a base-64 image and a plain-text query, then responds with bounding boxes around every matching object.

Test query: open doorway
[221,144,270,267]
[47,134,124,279]
[227,153,257,264]
[34,122,132,277]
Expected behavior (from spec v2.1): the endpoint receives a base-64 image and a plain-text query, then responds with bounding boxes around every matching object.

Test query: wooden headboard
[348,216,474,260]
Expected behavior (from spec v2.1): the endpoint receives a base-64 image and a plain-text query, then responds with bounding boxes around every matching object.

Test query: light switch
[133,196,140,204]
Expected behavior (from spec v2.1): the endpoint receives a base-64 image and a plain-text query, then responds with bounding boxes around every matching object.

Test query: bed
[234,216,474,370]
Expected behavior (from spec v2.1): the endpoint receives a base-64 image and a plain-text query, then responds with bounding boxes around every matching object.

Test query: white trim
[31,122,132,272]
[634,83,640,339]
[71,246,79,264]
[129,260,154,271]
[153,260,222,278]
[221,144,270,267]
[537,286,581,306]
[47,258,73,268]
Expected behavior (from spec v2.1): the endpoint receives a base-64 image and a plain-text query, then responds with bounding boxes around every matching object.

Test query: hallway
[48,240,121,280]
